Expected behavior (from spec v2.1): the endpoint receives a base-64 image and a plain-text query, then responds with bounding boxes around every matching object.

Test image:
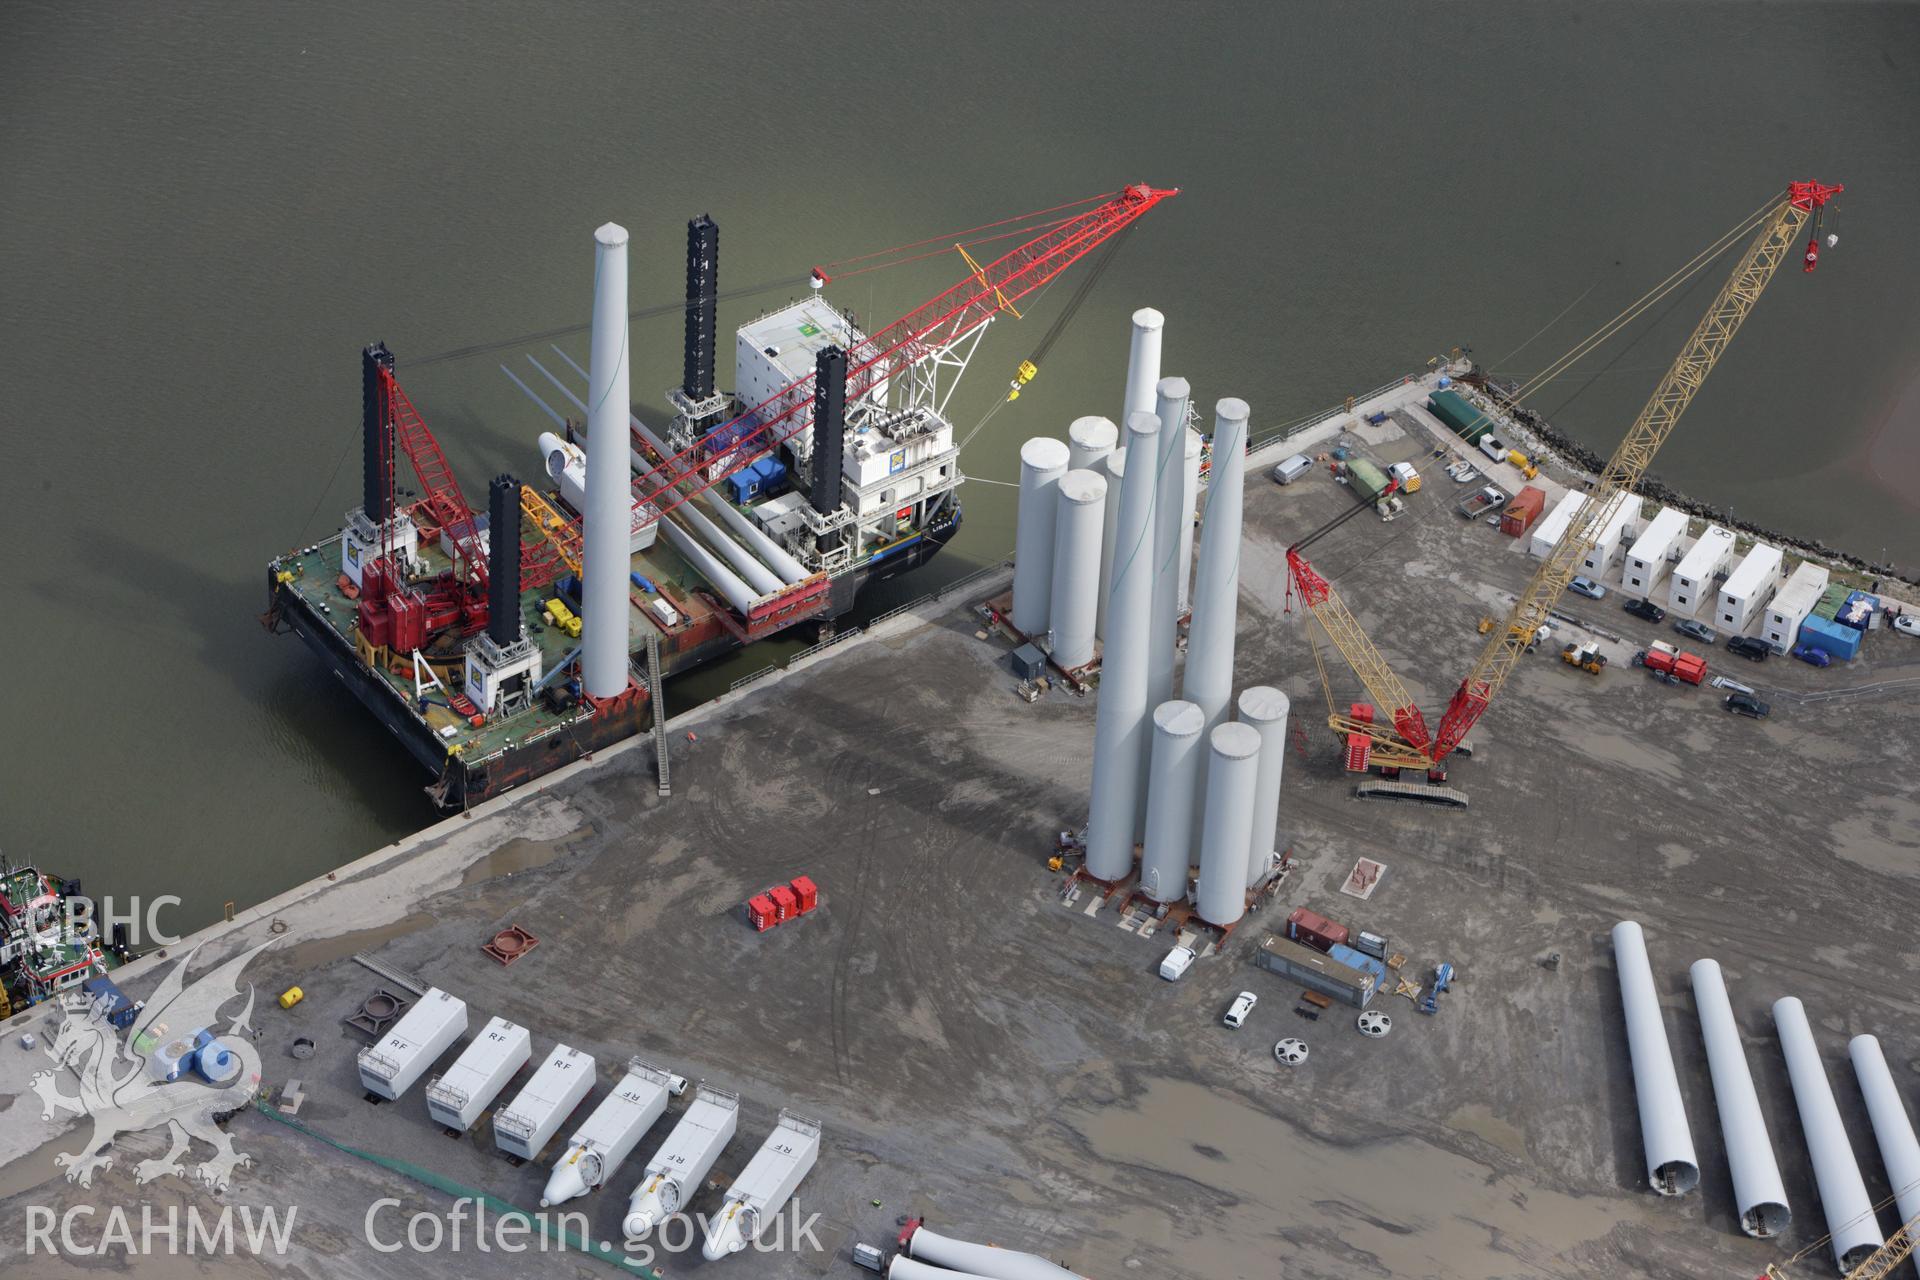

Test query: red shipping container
[747,894,778,932]
[769,885,799,921]
[789,876,818,914]
[1287,906,1350,953]
[1500,486,1545,537]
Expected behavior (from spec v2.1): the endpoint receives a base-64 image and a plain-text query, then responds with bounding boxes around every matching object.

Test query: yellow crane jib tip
[1007,359,1039,401]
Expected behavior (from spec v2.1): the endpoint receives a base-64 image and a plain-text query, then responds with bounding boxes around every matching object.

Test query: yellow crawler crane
[1286,180,1843,773]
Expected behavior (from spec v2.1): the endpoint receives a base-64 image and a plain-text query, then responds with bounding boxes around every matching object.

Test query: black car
[1673,619,1718,644]
[1624,598,1667,623]
[1726,636,1770,662]
[1724,692,1771,719]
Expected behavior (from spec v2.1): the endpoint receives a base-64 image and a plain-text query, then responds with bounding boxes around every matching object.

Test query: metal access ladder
[645,631,670,796]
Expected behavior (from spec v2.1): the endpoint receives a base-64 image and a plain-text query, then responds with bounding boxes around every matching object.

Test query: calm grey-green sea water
[2,2,1915,929]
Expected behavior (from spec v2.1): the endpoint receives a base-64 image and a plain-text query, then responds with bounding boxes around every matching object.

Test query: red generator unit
[789,876,819,915]
[747,894,779,932]
[1643,643,1708,686]
[769,885,799,922]
[1287,906,1351,954]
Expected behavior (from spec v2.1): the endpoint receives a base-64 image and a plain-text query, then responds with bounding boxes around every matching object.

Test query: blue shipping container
[1799,615,1861,661]
[754,456,789,490]
[1837,591,1878,631]
[1329,943,1389,990]
[725,469,763,504]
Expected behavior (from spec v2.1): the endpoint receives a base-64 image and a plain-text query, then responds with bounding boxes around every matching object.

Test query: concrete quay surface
[3,398,1918,1279]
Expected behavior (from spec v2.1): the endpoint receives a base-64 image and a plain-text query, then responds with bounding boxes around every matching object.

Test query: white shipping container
[1668,525,1736,618]
[1578,494,1636,575]
[426,1017,531,1131]
[701,1109,823,1260]
[357,988,468,1101]
[624,1086,741,1238]
[1623,506,1688,599]
[1528,490,1586,560]
[495,1044,597,1160]
[540,1058,674,1206]
[1764,561,1830,652]
[1716,542,1784,636]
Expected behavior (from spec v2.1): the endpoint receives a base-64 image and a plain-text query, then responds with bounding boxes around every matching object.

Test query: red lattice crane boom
[629,184,1179,521]
[379,364,567,591]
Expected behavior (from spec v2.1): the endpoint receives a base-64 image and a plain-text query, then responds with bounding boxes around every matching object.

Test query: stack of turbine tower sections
[1122,308,1164,422]
[1146,377,1192,717]
[1067,415,1118,473]
[1181,399,1249,737]
[1139,700,1205,903]
[1068,415,1120,647]
[1083,410,1161,881]
[1095,445,1127,643]
[1687,960,1789,1238]
[1011,438,1070,637]
[583,222,634,699]
[1193,722,1261,926]
[1181,397,1249,849]
[1099,308,1160,641]
[1772,997,1881,1272]
[1236,686,1290,888]
[1047,469,1107,670]
[1176,428,1202,614]
[1610,922,1700,1196]
[1848,1034,1920,1264]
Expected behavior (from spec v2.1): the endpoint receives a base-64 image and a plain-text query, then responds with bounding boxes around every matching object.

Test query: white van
[1271,453,1312,485]
[1159,945,1196,981]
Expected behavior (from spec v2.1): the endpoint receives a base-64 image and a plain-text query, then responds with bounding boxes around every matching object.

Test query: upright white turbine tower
[583,222,633,699]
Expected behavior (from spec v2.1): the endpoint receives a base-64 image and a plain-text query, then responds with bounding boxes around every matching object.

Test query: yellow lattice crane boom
[1765,1207,1920,1280]
[1286,180,1843,770]
[520,484,582,575]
